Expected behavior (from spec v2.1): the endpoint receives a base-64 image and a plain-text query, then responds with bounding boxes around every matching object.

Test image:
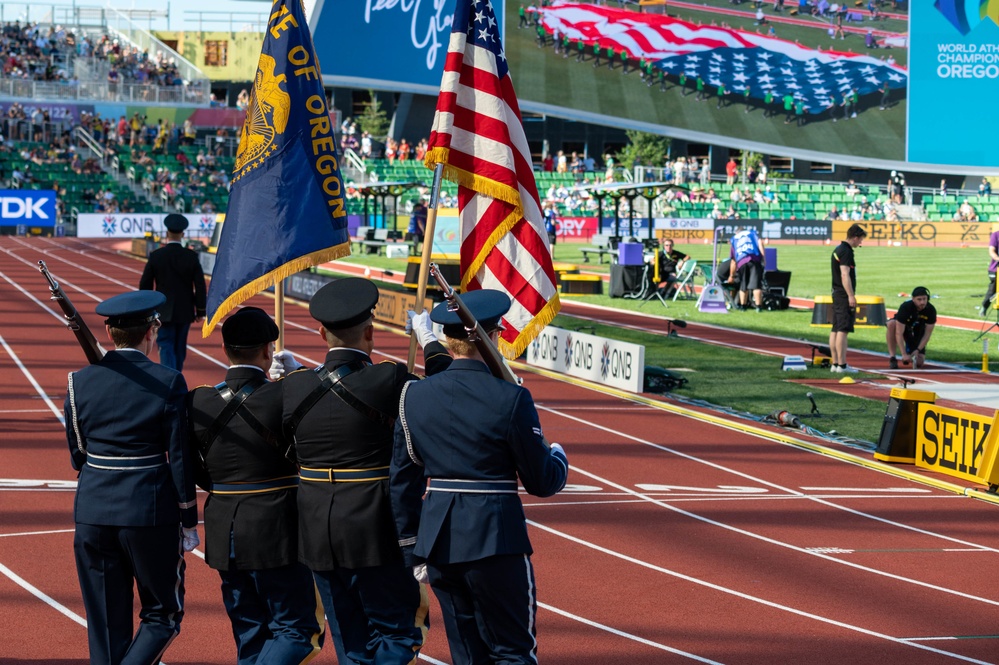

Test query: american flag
[425,0,560,359]
[541,3,907,115]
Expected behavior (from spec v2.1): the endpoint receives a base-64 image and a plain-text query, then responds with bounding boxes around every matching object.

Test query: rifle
[38,261,105,364]
[429,262,521,386]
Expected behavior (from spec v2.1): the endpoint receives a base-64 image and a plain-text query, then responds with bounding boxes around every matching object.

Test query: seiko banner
[77,213,219,239]
[528,326,645,393]
[0,189,56,227]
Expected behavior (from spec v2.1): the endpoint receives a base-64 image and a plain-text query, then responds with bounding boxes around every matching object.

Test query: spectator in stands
[844,179,860,198]
[236,88,250,111]
[825,205,841,221]
[979,178,992,197]
[725,156,738,185]
[886,287,936,370]
[955,199,978,222]
[397,138,411,161]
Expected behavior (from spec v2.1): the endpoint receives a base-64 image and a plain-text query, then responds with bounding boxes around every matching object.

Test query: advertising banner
[909,2,999,167]
[915,403,989,484]
[527,325,645,393]
[832,220,991,244]
[77,213,166,238]
[0,189,56,227]
[557,216,598,239]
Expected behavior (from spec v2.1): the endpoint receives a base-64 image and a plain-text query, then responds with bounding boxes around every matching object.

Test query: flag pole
[407,163,445,372]
[275,280,285,352]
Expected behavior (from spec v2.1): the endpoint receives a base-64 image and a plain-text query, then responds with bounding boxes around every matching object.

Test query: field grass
[504,3,907,160]
[340,242,995,367]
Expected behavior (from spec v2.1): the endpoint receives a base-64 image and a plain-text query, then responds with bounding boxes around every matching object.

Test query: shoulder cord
[398,380,423,467]
[67,372,85,454]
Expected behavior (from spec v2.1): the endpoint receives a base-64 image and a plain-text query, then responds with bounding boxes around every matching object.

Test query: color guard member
[282,278,450,664]
[139,213,207,372]
[65,290,199,665]
[187,307,324,664]
[390,290,569,665]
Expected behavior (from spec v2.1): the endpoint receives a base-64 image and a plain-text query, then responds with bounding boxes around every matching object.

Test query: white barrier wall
[527,326,645,393]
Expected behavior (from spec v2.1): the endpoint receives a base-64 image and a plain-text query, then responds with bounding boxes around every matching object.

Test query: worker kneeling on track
[886,286,937,370]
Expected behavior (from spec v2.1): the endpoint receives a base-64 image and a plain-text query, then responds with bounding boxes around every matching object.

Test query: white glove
[269,349,303,380]
[182,526,200,552]
[407,309,437,348]
[413,563,429,584]
[550,442,565,458]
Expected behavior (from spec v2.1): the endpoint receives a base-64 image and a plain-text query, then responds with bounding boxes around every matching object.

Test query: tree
[355,90,389,140]
[615,130,672,170]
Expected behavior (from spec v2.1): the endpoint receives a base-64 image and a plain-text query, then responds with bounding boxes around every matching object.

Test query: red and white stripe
[426,5,560,359]
[541,2,908,71]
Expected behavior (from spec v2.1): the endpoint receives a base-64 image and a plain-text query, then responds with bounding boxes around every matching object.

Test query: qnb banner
[77,213,218,239]
[77,213,166,238]
[0,190,56,226]
[528,325,645,393]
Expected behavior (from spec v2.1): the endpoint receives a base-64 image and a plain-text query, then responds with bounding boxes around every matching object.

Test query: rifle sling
[201,377,266,459]
[287,360,393,435]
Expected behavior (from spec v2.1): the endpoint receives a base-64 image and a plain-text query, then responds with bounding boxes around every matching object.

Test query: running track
[1,237,997,664]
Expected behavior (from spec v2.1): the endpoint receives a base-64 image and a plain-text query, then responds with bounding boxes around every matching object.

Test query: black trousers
[74,523,185,665]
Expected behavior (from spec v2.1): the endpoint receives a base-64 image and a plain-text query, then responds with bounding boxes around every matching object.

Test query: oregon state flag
[203,0,350,337]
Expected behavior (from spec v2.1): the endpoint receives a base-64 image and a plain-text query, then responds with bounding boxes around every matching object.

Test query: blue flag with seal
[203,0,350,337]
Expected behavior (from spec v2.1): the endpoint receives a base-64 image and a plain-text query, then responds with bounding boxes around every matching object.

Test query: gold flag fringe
[498,293,561,360]
[202,240,351,338]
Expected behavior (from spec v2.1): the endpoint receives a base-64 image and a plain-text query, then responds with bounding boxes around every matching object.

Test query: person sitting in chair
[650,238,688,296]
[886,286,936,369]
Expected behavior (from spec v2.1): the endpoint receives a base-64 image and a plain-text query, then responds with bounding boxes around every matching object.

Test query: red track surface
[2,237,998,664]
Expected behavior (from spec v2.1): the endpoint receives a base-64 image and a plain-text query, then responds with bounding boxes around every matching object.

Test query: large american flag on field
[425,0,560,359]
[541,3,907,115]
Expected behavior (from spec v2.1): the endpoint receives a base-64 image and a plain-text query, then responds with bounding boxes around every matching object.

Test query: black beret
[309,277,379,329]
[164,213,189,233]
[96,290,166,328]
[222,307,279,348]
[431,289,510,339]
[911,286,930,298]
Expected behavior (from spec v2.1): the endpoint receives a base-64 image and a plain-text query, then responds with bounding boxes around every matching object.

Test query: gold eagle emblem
[235,53,291,175]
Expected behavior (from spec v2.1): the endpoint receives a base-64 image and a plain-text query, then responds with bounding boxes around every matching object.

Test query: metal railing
[0,78,210,105]
[183,10,268,33]
[1,118,73,143]
[104,6,209,87]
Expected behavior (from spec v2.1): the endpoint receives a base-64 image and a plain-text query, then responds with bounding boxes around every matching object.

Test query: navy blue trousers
[313,564,428,665]
[155,322,191,372]
[428,554,538,665]
[219,562,324,664]
[74,523,185,665]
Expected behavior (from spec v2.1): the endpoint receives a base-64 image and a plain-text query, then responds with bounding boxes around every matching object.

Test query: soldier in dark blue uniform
[65,290,200,665]
[188,307,324,664]
[390,290,569,665]
[282,277,451,665]
[139,213,207,372]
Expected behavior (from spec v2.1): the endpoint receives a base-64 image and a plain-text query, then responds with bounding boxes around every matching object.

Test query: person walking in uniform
[282,278,451,664]
[390,290,570,665]
[139,213,207,372]
[65,291,200,665]
[187,307,324,664]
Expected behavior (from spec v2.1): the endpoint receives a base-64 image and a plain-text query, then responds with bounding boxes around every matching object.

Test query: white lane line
[538,602,724,664]
[0,332,65,425]
[0,561,86,627]
[540,403,999,556]
[539,406,999,607]
[527,520,993,664]
[0,528,75,538]
[799,487,933,493]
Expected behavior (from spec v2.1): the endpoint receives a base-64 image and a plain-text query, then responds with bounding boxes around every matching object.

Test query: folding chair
[670,259,698,301]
